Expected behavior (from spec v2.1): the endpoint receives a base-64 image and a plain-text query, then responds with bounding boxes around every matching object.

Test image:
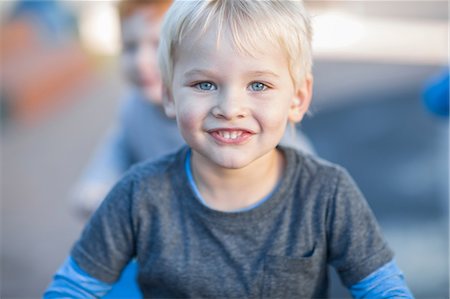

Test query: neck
[190,149,285,212]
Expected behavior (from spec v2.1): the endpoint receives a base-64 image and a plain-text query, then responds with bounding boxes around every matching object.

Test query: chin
[218,161,248,169]
[213,153,259,170]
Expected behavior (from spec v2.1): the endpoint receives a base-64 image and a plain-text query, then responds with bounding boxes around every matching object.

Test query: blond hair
[158,0,313,89]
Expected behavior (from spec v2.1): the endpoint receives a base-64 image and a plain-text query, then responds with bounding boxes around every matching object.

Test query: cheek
[176,109,200,145]
[176,102,202,130]
[173,90,209,127]
[256,101,290,130]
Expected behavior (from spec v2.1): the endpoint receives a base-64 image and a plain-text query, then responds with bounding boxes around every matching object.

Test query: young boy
[70,0,314,297]
[46,0,414,298]
[72,0,315,219]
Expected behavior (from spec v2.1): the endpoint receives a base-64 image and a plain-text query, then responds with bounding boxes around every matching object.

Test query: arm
[71,126,132,218]
[326,168,413,295]
[49,169,138,298]
[349,259,414,298]
[44,256,113,298]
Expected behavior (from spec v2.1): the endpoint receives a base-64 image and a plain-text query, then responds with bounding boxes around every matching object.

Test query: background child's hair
[158,0,313,90]
[117,0,172,22]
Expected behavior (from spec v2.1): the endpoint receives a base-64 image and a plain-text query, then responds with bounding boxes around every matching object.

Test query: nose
[211,89,249,120]
[135,45,158,72]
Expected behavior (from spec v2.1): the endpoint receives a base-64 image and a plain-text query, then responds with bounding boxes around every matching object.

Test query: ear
[162,84,176,119]
[288,74,313,123]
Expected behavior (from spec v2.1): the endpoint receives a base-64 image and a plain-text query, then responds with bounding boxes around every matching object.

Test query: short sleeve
[326,168,394,287]
[71,172,137,283]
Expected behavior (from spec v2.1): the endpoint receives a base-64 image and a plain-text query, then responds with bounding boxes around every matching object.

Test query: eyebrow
[246,70,280,79]
[183,69,216,78]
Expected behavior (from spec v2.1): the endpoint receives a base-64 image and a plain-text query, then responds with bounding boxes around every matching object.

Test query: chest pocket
[261,250,324,299]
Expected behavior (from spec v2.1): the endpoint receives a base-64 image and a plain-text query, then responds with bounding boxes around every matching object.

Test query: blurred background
[0,0,448,298]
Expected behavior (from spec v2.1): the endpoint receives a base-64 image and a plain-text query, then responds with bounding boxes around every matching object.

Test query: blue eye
[250,82,267,91]
[196,82,216,91]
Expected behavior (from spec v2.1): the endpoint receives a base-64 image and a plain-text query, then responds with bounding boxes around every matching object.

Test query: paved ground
[1,66,123,298]
[1,60,448,298]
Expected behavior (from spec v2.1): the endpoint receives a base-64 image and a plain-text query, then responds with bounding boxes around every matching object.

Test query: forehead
[173,24,290,78]
[176,21,285,63]
[120,2,170,21]
[122,6,164,26]
[121,8,164,38]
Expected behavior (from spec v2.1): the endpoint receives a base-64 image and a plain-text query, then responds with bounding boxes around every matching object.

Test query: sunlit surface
[313,11,367,50]
[312,9,448,65]
[78,2,121,56]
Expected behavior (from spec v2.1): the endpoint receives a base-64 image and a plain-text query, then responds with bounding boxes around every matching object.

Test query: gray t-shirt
[72,146,393,298]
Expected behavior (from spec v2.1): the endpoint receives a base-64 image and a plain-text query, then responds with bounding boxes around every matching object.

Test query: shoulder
[120,147,191,230]
[281,145,348,188]
[93,147,184,206]
[280,145,360,215]
[282,148,377,230]
[124,146,188,186]
[120,146,188,202]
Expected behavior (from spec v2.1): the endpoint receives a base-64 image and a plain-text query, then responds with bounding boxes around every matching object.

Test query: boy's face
[121,7,165,104]
[164,26,312,170]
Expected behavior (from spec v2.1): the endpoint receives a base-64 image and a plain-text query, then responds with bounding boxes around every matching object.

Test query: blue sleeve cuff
[43,256,113,298]
[350,259,414,298]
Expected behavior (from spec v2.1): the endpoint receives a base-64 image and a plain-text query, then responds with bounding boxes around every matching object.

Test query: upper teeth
[219,131,242,140]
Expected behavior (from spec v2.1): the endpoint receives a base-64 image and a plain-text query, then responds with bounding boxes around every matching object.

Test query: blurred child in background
[72,1,178,297]
[71,0,183,219]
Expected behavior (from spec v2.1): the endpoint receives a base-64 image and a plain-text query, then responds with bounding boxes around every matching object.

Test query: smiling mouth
[208,129,254,144]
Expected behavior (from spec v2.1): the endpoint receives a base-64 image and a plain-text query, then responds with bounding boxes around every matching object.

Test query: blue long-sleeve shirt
[45,256,413,298]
